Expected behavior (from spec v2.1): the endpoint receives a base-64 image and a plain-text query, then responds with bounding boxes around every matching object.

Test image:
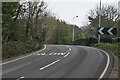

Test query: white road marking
[34,45,46,54]
[0,45,47,65]
[57,53,61,55]
[16,76,25,80]
[98,50,110,79]
[54,53,58,55]
[37,53,51,56]
[40,59,60,70]
[49,53,53,55]
[69,48,71,51]
[64,52,70,57]
[41,53,46,55]
[36,52,66,56]
[61,53,66,55]
[63,46,71,57]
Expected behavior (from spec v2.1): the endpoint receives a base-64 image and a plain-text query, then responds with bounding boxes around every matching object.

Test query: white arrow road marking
[98,50,110,79]
[98,28,104,35]
[40,60,60,70]
[108,28,113,35]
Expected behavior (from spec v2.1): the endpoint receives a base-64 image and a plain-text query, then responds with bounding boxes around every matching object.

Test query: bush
[91,43,120,57]
[2,40,42,59]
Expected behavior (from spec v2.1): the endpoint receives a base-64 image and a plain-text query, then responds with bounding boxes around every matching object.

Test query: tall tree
[85,4,119,37]
[2,2,20,43]
[18,1,48,42]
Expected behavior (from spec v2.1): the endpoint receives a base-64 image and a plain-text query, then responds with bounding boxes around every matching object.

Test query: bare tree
[18,1,48,41]
[85,4,119,37]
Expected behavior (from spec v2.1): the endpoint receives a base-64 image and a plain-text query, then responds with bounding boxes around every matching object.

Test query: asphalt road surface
[2,45,114,79]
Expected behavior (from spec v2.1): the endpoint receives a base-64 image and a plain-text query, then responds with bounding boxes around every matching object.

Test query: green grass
[91,43,120,57]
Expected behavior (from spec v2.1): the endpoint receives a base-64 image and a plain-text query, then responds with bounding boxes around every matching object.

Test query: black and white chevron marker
[98,27,117,35]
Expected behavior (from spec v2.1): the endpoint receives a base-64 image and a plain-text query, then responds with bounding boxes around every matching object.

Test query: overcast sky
[44,0,119,27]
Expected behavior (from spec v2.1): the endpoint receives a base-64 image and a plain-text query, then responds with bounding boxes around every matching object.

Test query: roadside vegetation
[2,1,83,59]
[2,1,119,78]
[91,43,120,57]
[82,3,119,78]
[91,42,120,78]
[2,1,119,62]
[81,3,120,57]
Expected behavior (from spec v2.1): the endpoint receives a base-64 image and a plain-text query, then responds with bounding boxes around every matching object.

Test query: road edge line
[98,49,110,79]
[34,44,46,54]
[1,45,47,65]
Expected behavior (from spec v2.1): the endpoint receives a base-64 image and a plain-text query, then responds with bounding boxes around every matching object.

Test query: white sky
[44,0,119,27]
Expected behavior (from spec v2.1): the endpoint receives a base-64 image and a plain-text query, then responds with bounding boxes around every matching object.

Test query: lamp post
[72,16,78,42]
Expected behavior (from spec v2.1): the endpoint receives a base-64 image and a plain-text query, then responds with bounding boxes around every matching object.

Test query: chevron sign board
[98,27,117,35]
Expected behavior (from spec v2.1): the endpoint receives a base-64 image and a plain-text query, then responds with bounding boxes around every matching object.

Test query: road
[2,45,114,79]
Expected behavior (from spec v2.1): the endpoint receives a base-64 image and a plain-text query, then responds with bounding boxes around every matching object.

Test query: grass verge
[91,43,120,57]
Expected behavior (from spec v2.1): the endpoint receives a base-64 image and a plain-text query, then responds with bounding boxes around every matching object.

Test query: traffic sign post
[98,27,117,35]
[98,0,101,43]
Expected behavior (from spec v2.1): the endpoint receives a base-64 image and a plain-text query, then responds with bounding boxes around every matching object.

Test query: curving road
[2,45,114,79]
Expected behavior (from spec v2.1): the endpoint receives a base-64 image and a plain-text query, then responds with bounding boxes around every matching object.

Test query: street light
[72,16,78,42]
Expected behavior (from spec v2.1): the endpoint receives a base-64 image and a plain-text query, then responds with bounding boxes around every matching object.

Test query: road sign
[98,27,117,35]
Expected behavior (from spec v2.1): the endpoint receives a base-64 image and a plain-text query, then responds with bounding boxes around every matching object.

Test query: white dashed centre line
[40,59,60,70]
[64,52,70,57]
